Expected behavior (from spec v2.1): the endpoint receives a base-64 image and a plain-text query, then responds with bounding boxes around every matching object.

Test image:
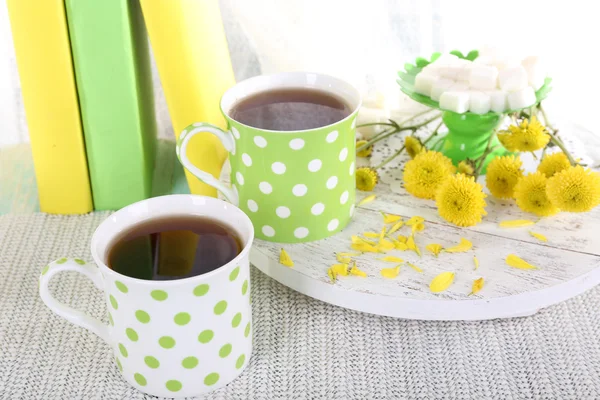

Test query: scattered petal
[381,212,402,224]
[426,243,443,257]
[388,237,408,251]
[336,254,352,264]
[529,231,548,242]
[429,272,455,293]
[388,220,404,235]
[350,263,367,277]
[352,235,375,246]
[380,265,400,279]
[407,262,423,273]
[351,243,380,253]
[378,226,387,242]
[338,252,362,257]
[411,221,425,233]
[358,194,376,206]
[406,234,421,256]
[363,232,380,238]
[327,267,337,283]
[445,238,472,253]
[396,235,408,243]
[279,249,294,267]
[473,255,480,270]
[331,263,349,276]
[406,216,425,226]
[378,239,395,252]
[506,254,539,270]
[469,278,484,295]
[499,219,535,228]
[378,256,404,263]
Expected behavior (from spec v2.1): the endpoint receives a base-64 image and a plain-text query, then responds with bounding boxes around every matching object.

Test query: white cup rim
[90,194,254,286]
[219,71,362,134]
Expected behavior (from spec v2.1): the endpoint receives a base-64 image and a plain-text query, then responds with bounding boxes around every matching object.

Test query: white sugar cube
[491,56,520,71]
[355,107,390,139]
[439,91,470,114]
[439,66,464,79]
[522,55,546,90]
[498,66,528,92]
[414,73,439,97]
[507,87,536,110]
[451,81,469,91]
[487,90,508,113]
[433,54,460,66]
[456,63,475,81]
[430,78,455,101]
[469,91,491,114]
[469,65,499,90]
[474,56,494,66]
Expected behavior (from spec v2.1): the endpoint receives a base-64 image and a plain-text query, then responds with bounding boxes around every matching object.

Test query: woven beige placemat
[1,213,600,400]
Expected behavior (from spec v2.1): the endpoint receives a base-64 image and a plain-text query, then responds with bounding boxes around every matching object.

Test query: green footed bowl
[396,50,552,173]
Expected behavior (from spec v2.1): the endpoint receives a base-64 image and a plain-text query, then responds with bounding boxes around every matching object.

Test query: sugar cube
[469,65,499,90]
[487,90,508,113]
[439,91,470,114]
[433,53,460,66]
[414,73,439,97]
[355,107,390,139]
[491,56,520,71]
[469,91,491,114]
[439,66,464,79]
[507,87,536,110]
[522,55,546,90]
[451,81,469,91]
[456,63,475,82]
[430,78,455,101]
[497,66,528,92]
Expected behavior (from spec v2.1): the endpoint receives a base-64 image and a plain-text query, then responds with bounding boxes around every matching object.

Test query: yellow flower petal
[407,262,423,273]
[338,252,362,257]
[279,249,294,267]
[473,255,480,270]
[350,263,367,277]
[358,194,376,206]
[406,234,421,256]
[469,277,484,295]
[529,231,548,242]
[429,272,455,293]
[378,256,404,263]
[381,212,402,224]
[445,238,472,253]
[379,226,387,242]
[363,231,380,238]
[351,243,380,253]
[506,254,538,270]
[388,220,404,235]
[327,267,336,283]
[380,265,400,279]
[377,239,395,252]
[331,263,349,276]
[406,216,425,226]
[352,235,375,246]
[499,219,535,228]
[411,221,425,233]
[396,235,408,243]
[426,243,443,257]
[336,254,352,264]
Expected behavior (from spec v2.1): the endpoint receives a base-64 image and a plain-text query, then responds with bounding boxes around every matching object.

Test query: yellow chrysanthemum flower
[537,152,571,178]
[485,155,524,199]
[497,116,550,152]
[458,159,476,177]
[546,166,600,212]
[403,150,456,199]
[356,140,372,157]
[435,174,487,227]
[405,136,424,159]
[355,167,378,191]
[513,172,559,217]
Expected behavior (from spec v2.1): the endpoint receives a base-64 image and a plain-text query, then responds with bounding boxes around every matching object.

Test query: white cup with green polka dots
[39,195,254,398]
[176,72,361,243]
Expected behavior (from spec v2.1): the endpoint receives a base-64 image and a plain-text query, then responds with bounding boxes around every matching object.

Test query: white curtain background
[0,0,597,147]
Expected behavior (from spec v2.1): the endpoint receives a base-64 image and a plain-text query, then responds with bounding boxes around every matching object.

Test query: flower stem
[356,114,441,152]
[538,104,577,166]
[473,131,498,179]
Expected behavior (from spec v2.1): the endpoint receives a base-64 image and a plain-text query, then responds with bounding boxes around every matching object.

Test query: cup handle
[176,122,239,205]
[39,258,110,343]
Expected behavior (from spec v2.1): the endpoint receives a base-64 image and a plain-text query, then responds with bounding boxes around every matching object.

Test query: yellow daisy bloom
[546,166,600,212]
[403,150,456,199]
[485,155,524,199]
[458,160,476,177]
[405,136,424,159]
[356,140,373,157]
[436,174,487,227]
[537,152,571,178]
[513,172,559,217]
[356,167,378,191]
[497,116,550,152]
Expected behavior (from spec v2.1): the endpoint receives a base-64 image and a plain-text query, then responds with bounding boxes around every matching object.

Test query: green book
[66,0,157,210]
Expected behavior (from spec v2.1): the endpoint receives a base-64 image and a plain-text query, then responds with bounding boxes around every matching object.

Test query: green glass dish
[396,50,552,173]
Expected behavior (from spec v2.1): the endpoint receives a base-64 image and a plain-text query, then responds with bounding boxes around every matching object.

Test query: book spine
[66,0,157,210]
[7,0,93,214]
[140,0,235,197]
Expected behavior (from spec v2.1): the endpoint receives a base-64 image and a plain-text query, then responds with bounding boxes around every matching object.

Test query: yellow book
[140,0,235,197]
[7,0,93,214]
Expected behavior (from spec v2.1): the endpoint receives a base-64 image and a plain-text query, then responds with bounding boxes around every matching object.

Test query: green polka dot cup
[39,195,254,398]
[176,72,361,243]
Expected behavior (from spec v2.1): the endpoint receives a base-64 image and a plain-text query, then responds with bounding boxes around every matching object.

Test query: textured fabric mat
[1,213,600,400]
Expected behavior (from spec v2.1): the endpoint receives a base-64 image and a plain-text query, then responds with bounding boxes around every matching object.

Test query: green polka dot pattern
[232,313,242,328]
[74,258,86,265]
[115,281,128,293]
[214,300,227,315]
[236,354,246,369]
[182,356,198,369]
[150,290,168,301]
[159,336,176,349]
[119,343,128,357]
[204,373,220,386]
[242,280,248,296]
[229,267,240,281]
[109,295,118,310]
[166,380,182,392]
[198,330,214,344]
[193,284,210,296]
[144,356,159,369]
[134,373,147,386]
[126,328,138,342]
[135,310,150,324]
[219,344,232,358]
[174,312,191,326]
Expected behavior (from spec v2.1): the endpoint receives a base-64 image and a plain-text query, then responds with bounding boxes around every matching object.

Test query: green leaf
[430,52,441,62]
[415,57,429,67]
[450,50,465,59]
[466,50,479,61]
